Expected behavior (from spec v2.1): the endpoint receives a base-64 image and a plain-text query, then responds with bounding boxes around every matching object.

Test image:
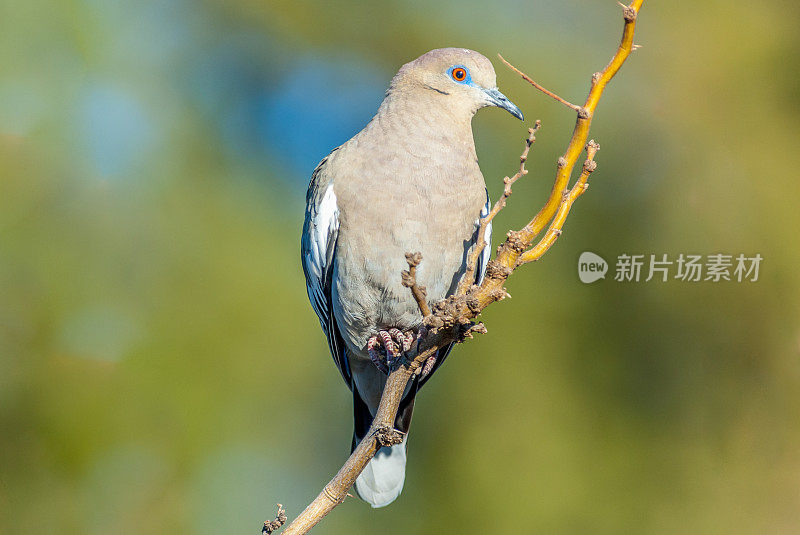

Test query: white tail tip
[354,439,407,508]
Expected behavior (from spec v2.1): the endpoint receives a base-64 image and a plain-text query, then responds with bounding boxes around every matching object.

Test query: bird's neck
[361,90,479,160]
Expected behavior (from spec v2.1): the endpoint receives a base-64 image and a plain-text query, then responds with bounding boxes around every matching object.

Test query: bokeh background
[2,1,799,533]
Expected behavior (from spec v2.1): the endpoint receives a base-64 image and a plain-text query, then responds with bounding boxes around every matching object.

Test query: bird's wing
[418,190,492,389]
[301,150,352,386]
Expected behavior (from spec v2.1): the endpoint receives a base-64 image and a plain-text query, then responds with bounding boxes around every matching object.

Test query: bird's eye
[451,67,467,82]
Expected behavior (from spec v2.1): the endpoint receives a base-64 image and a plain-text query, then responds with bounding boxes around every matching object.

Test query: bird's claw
[420,354,437,379]
[411,326,436,380]
[367,328,418,374]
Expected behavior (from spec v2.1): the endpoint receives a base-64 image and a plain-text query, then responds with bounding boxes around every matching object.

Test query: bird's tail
[351,385,415,508]
[354,437,408,508]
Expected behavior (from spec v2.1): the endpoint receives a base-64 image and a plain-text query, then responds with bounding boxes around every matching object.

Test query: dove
[301,47,522,507]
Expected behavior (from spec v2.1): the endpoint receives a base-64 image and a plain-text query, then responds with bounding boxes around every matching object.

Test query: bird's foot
[367,328,416,374]
[366,335,389,374]
[420,354,437,379]
[407,326,436,380]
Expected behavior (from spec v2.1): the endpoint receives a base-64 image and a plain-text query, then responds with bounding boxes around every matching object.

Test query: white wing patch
[303,183,339,332]
[476,193,492,285]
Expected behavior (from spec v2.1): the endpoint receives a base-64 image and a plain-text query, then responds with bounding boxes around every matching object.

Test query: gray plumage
[301,48,522,507]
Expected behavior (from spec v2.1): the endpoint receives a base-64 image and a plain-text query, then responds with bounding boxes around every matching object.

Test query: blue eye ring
[448,65,471,84]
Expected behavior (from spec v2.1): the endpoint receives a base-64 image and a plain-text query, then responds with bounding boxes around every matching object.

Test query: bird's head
[390,48,523,121]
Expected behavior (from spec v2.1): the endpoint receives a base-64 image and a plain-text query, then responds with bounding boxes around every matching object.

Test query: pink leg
[421,354,437,379]
[401,330,415,352]
[378,330,398,368]
[387,328,414,352]
[368,326,429,374]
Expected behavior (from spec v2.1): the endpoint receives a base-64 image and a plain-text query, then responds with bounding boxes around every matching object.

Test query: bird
[301,48,523,508]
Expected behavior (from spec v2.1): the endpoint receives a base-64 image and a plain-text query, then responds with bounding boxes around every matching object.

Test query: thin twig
[491,0,644,277]
[401,252,431,317]
[262,504,287,534]
[517,140,600,264]
[457,121,540,296]
[498,54,586,116]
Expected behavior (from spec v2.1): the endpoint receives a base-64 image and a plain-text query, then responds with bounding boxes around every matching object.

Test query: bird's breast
[325,110,488,353]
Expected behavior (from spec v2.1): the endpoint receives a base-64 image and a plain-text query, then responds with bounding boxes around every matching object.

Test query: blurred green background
[1,1,799,533]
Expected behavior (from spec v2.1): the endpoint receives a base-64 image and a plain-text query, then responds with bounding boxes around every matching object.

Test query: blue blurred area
[49,0,386,188]
[257,55,386,178]
[189,43,386,181]
[0,0,386,186]
[78,82,157,177]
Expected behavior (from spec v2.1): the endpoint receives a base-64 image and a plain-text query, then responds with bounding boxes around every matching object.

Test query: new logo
[578,251,608,283]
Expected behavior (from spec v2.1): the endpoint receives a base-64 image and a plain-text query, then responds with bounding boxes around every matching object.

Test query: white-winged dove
[301,48,522,508]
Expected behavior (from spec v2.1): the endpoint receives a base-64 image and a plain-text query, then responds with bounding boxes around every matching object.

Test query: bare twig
[498,54,586,116]
[491,0,644,276]
[457,121,541,296]
[401,252,431,317]
[277,2,644,532]
[262,505,287,534]
[517,140,599,264]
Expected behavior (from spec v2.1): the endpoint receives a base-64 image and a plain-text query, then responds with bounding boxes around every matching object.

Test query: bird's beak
[483,87,524,120]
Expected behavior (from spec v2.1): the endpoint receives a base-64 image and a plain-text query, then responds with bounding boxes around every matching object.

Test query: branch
[401,252,431,318]
[517,140,599,264]
[456,121,541,296]
[276,2,643,532]
[280,342,441,535]
[495,0,643,271]
[498,56,586,116]
[262,505,287,534]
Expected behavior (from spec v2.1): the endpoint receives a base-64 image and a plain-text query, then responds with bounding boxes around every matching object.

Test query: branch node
[404,251,422,268]
[618,1,637,21]
[263,504,287,534]
[424,315,445,330]
[375,425,404,447]
[505,230,528,253]
[577,107,591,119]
[491,288,510,302]
[322,486,343,505]
[460,322,488,340]
[484,259,513,280]
[557,156,567,169]
[469,322,488,336]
